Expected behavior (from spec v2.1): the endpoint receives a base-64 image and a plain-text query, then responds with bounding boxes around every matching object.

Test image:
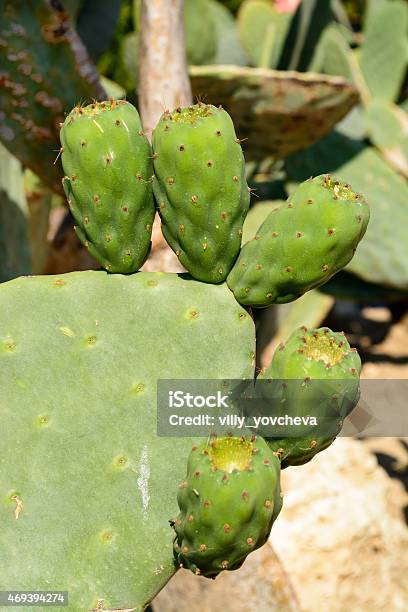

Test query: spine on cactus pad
[60,100,155,273]
[152,103,250,283]
[227,174,370,306]
[172,435,282,578]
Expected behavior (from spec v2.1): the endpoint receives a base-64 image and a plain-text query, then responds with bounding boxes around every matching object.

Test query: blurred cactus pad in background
[0,0,407,610]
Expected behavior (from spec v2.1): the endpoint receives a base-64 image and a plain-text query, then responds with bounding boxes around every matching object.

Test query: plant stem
[138,0,193,139]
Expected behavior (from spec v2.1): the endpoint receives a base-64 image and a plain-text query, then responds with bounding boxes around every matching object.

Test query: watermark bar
[157,379,408,437]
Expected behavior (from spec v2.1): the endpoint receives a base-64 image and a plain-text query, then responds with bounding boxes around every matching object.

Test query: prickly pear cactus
[1,95,371,608]
[60,100,155,273]
[152,104,250,283]
[258,326,361,467]
[173,436,282,577]
[227,174,369,307]
[365,100,408,177]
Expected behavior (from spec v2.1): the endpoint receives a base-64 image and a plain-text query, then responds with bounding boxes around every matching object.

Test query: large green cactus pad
[189,66,359,160]
[365,100,408,177]
[0,271,255,611]
[0,0,104,193]
[185,0,217,65]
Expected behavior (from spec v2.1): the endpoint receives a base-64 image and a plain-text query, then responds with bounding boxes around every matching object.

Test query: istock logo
[168,390,229,408]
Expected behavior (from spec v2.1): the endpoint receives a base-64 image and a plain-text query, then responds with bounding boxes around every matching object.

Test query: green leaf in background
[238,0,293,69]
[113,31,139,92]
[208,0,248,65]
[287,132,408,290]
[278,0,332,71]
[365,100,408,177]
[309,23,354,79]
[274,289,334,343]
[99,75,126,100]
[0,143,31,282]
[364,0,399,28]
[76,0,122,62]
[310,23,369,98]
[360,0,408,102]
[185,0,217,65]
[321,270,408,303]
[335,106,367,140]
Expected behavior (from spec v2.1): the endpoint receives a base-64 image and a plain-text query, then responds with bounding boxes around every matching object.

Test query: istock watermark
[168,390,229,408]
[157,379,408,437]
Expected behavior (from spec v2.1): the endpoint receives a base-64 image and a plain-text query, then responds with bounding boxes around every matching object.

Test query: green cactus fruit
[60,100,155,273]
[152,104,250,283]
[227,174,370,307]
[286,134,408,289]
[172,435,282,578]
[257,326,361,468]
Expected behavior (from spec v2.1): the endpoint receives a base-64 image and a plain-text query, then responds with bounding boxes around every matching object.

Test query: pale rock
[271,438,408,612]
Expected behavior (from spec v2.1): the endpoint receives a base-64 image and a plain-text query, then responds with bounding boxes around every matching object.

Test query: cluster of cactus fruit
[58,98,369,581]
[60,99,369,291]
